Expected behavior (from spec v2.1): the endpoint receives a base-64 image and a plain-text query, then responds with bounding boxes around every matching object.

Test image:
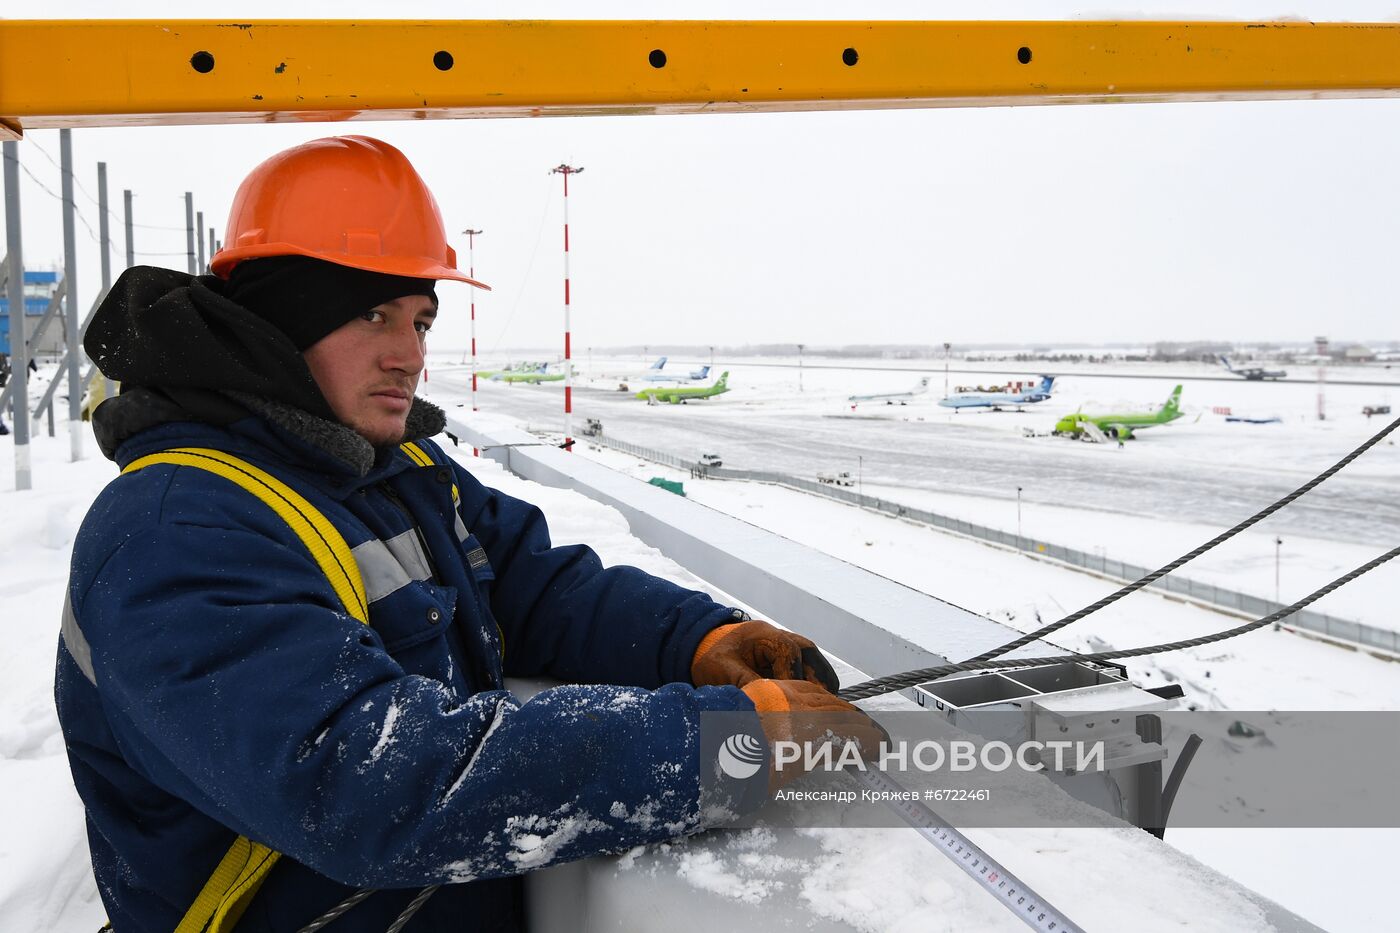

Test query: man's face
[302,294,438,445]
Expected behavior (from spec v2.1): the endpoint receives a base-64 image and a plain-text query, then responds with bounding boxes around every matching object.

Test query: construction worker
[55,136,875,932]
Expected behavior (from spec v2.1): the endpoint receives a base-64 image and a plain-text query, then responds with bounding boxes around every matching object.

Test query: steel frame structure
[5,19,1400,138]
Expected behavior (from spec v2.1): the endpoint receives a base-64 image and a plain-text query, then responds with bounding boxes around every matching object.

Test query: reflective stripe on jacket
[56,413,757,932]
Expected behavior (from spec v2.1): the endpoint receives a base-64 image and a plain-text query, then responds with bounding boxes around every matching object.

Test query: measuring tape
[853,768,1084,933]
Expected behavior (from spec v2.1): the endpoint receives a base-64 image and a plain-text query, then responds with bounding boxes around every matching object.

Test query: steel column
[122,189,134,269]
[60,130,81,457]
[183,191,195,275]
[3,141,31,489]
[97,166,112,398]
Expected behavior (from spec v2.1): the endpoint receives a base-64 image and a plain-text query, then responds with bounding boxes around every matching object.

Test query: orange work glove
[740,679,886,791]
[692,620,841,692]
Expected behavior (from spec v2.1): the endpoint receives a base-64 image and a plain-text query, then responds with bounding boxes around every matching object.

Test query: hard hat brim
[212,245,490,291]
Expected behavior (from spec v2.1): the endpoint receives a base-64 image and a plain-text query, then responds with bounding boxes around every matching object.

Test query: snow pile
[0,439,119,930]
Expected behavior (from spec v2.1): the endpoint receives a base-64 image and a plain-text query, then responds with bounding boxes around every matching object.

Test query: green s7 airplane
[475,360,540,380]
[635,371,730,404]
[1054,385,1183,440]
[493,363,565,384]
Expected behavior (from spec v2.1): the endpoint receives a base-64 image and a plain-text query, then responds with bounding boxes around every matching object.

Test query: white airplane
[638,362,713,383]
[621,356,670,379]
[848,376,930,406]
[604,356,670,386]
[939,375,1055,411]
[1219,356,1287,381]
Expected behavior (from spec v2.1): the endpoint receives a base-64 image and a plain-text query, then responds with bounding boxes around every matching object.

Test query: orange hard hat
[210,136,487,289]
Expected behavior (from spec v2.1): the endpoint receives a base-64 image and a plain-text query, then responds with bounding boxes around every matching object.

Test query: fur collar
[229,392,447,476]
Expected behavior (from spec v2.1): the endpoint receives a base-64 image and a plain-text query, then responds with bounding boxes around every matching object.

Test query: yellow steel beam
[5,19,1400,138]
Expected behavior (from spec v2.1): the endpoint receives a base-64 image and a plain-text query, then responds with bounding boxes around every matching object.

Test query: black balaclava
[225,255,438,351]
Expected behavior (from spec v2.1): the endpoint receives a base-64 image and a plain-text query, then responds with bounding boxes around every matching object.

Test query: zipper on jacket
[380,481,501,691]
[377,481,442,585]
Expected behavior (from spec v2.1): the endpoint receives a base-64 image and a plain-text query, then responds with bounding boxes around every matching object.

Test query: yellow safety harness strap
[170,837,279,933]
[122,447,369,933]
[399,441,433,468]
[401,441,459,505]
[123,448,369,625]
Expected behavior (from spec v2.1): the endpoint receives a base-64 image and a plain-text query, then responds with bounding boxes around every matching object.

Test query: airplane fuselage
[938,391,1052,410]
[635,372,731,403]
[1054,386,1183,439]
[849,393,917,404]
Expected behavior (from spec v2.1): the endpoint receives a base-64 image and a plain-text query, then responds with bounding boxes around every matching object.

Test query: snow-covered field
[569,440,1399,712]
[444,353,1400,613]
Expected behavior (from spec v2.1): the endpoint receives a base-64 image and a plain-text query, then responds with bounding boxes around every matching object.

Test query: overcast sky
[5,2,1400,353]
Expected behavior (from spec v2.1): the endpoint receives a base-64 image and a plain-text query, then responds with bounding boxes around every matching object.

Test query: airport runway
[438,380,1400,550]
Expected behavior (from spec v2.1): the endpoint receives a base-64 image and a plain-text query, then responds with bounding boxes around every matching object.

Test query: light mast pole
[550,164,583,450]
[462,228,483,455]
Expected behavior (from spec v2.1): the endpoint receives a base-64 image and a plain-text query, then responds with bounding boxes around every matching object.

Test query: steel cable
[295,888,376,933]
[962,413,1400,666]
[838,544,1399,701]
[385,885,441,933]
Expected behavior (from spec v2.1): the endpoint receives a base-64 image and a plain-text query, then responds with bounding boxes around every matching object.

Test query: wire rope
[964,413,1400,666]
[839,544,1399,701]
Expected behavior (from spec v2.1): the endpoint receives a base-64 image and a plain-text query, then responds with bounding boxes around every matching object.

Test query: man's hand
[692,620,840,692]
[739,680,886,792]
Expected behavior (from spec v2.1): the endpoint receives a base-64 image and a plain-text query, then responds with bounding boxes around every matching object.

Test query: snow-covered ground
[572,440,1392,701]
[443,353,1400,612]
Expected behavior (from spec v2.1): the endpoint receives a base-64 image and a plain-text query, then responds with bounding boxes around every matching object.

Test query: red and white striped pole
[462,227,483,456]
[551,164,584,451]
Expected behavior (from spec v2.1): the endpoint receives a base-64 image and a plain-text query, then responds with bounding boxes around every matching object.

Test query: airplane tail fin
[715,371,729,389]
[692,366,711,380]
[1162,384,1183,417]
[1218,355,1234,372]
[651,356,667,370]
[1039,375,1055,394]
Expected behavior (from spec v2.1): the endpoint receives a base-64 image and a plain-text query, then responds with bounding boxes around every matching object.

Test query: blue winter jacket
[56,408,759,932]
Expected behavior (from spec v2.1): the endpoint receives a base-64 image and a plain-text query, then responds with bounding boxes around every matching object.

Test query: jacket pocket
[370,580,458,655]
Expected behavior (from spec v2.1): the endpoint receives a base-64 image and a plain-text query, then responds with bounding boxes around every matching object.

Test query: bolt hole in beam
[433,50,454,71]
[1017,45,1033,64]
[189,50,215,73]
[842,46,859,66]
[648,48,666,68]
